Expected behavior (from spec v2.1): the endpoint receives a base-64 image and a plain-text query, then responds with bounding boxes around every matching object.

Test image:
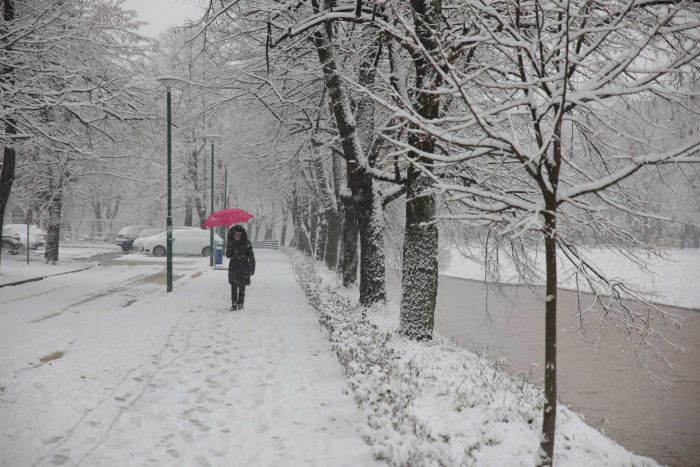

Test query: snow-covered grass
[0,243,118,286]
[442,247,700,310]
[289,250,660,467]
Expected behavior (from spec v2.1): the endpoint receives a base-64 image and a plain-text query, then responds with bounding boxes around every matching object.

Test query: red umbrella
[203,208,254,228]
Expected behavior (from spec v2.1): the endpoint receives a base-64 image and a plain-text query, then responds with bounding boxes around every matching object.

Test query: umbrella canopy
[203,208,254,228]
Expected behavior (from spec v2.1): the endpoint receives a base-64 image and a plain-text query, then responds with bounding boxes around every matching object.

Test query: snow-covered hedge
[288,250,659,467]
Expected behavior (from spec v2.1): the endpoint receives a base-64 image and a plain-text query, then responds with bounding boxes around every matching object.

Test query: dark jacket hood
[229,225,248,242]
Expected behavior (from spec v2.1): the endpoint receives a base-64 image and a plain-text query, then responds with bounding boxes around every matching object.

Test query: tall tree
[0,0,18,265]
[1,0,149,263]
[363,1,699,462]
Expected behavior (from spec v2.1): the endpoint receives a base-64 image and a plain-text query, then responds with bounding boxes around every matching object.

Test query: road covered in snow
[0,250,378,466]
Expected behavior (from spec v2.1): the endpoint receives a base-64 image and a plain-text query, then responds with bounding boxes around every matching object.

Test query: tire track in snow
[0,285,72,307]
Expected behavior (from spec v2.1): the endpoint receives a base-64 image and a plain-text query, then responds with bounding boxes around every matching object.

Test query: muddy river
[387,275,700,467]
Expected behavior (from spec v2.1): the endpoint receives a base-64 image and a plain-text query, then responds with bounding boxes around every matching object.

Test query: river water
[386,274,700,467]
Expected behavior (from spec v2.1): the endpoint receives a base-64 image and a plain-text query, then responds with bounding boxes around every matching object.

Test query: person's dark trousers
[231,280,246,307]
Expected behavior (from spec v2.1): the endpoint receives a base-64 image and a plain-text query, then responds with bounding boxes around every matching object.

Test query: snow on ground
[111,253,207,264]
[0,242,119,286]
[290,251,660,467]
[0,250,378,467]
[0,246,668,467]
[441,247,700,309]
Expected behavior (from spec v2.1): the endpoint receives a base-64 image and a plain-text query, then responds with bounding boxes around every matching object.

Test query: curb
[0,264,95,289]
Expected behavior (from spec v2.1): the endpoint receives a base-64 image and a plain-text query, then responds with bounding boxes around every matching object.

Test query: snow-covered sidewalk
[0,250,378,466]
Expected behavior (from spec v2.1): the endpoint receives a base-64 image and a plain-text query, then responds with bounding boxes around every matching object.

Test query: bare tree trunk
[280,206,289,247]
[45,183,63,264]
[308,202,318,256]
[399,167,438,340]
[184,198,193,226]
[185,141,202,227]
[105,195,120,240]
[291,188,313,255]
[316,213,327,262]
[311,154,332,263]
[0,123,16,266]
[290,196,301,250]
[254,216,263,241]
[324,206,340,270]
[399,0,441,340]
[192,146,207,226]
[340,194,358,286]
[353,36,386,305]
[0,0,16,268]
[539,108,564,463]
[310,8,384,301]
[300,204,314,256]
[331,151,346,272]
[540,209,558,465]
[92,200,103,240]
[354,176,386,305]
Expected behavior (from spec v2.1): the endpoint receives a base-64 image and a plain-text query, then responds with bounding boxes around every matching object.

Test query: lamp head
[156,76,182,90]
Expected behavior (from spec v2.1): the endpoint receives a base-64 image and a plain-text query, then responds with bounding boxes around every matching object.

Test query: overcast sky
[122,0,204,38]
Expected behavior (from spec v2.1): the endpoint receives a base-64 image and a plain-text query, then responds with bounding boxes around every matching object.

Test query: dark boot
[237,285,246,310]
[231,282,240,311]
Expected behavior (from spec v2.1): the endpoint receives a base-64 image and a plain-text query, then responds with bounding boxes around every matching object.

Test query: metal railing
[251,240,279,249]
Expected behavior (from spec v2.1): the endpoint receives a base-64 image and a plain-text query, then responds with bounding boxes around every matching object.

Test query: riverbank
[442,247,700,310]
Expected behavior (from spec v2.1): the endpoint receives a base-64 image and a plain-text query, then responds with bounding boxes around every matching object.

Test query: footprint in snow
[43,436,62,445]
[189,419,210,432]
[51,454,69,465]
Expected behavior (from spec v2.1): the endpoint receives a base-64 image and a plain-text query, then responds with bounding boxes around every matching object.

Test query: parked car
[1,224,42,249]
[1,235,23,254]
[134,226,200,252]
[131,228,165,252]
[115,226,152,252]
[142,228,223,257]
[5,224,46,246]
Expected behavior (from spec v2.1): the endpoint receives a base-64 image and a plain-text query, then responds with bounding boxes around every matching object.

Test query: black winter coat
[226,228,255,285]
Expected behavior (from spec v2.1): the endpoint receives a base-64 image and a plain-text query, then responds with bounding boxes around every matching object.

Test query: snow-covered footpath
[287,251,659,467]
[0,248,659,466]
[0,250,377,466]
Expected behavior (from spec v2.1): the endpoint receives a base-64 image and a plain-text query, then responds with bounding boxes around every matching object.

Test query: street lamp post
[157,76,182,292]
[205,134,220,267]
[26,209,32,265]
[224,165,228,208]
[0,132,31,271]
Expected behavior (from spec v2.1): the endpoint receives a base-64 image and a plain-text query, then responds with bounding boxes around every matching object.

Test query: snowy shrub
[288,250,659,467]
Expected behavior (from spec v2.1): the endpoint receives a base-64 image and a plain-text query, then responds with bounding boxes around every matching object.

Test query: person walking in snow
[225,224,255,311]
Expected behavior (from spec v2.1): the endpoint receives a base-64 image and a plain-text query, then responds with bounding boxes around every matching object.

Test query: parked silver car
[1,235,23,254]
[115,226,152,252]
[2,224,44,249]
[142,228,223,257]
[131,228,165,252]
